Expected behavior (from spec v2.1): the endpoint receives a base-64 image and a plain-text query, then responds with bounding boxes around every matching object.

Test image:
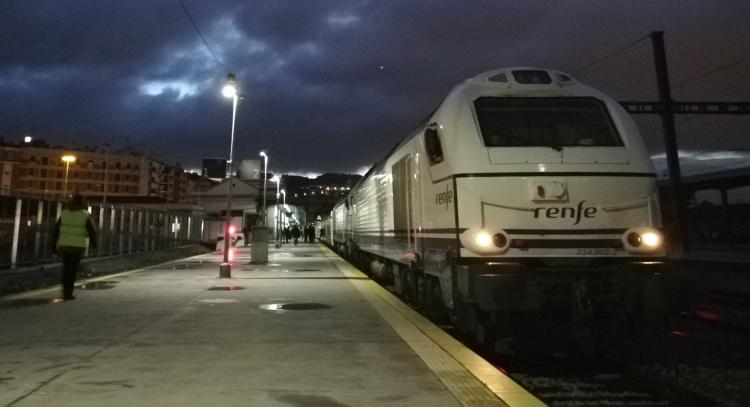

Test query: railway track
[442,324,724,407]
[375,273,749,406]
[329,243,750,405]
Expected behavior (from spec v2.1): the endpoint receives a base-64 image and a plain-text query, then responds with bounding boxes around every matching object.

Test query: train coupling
[456,262,542,312]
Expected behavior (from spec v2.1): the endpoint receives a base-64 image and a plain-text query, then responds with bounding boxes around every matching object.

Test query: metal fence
[0,194,206,269]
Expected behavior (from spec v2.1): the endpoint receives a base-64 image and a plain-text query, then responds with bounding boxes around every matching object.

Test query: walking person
[307,224,315,242]
[292,224,301,246]
[52,193,97,301]
[242,224,250,247]
[284,226,291,243]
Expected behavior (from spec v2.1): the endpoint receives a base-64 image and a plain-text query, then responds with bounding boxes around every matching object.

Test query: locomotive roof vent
[556,72,573,82]
[511,70,552,84]
[487,73,509,83]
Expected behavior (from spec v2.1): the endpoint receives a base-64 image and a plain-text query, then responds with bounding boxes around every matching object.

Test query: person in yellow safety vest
[52,193,98,301]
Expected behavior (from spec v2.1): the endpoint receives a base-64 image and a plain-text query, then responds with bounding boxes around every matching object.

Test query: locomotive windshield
[474,97,623,148]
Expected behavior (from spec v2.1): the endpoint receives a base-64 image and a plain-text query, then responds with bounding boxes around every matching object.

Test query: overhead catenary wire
[672,57,749,89]
[572,34,651,75]
[641,114,709,136]
[177,0,230,73]
[637,55,750,99]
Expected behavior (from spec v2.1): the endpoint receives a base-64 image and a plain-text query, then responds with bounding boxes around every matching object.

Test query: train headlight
[622,227,664,254]
[460,228,509,254]
[476,231,493,248]
[642,232,661,248]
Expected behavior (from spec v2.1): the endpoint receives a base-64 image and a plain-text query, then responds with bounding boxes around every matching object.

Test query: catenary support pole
[651,31,690,253]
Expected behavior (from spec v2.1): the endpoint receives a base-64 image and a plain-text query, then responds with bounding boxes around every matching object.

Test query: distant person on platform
[284,226,292,243]
[52,193,98,301]
[292,224,301,245]
[242,225,249,247]
[305,223,315,243]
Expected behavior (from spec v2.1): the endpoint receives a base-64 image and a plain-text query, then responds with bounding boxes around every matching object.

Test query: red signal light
[228,225,236,235]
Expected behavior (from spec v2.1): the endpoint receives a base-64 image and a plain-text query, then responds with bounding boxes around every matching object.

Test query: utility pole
[619,33,750,253]
[651,31,689,253]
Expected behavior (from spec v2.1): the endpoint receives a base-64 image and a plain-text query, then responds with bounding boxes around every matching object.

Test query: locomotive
[320,67,666,349]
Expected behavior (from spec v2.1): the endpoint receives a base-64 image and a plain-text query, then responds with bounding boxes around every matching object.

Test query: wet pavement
[0,243,530,406]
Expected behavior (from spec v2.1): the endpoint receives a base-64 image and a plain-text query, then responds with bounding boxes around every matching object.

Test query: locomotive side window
[474,97,623,148]
[424,123,444,165]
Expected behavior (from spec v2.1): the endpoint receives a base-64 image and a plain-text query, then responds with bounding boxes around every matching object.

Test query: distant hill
[282,173,361,190]
[314,173,362,186]
[281,173,362,220]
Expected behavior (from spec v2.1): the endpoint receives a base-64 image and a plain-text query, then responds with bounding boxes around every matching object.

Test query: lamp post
[61,154,76,197]
[271,175,280,247]
[281,189,287,234]
[220,73,239,278]
[102,143,110,205]
[259,151,268,225]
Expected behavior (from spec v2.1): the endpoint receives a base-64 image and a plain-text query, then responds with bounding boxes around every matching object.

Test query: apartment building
[0,146,22,194]
[0,143,203,203]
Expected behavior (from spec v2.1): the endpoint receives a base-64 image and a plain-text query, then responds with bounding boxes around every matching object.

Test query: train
[319,67,668,350]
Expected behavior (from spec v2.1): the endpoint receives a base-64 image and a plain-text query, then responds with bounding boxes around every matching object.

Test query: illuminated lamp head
[622,227,664,254]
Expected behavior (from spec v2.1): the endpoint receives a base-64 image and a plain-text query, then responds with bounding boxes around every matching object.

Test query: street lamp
[271,175,280,247]
[61,154,76,197]
[259,151,268,226]
[281,189,287,234]
[23,136,32,143]
[220,73,239,279]
[102,144,110,205]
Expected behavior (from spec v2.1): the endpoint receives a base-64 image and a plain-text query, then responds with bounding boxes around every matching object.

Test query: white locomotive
[322,68,666,347]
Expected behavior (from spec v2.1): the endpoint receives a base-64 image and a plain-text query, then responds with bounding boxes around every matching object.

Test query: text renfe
[533,200,597,225]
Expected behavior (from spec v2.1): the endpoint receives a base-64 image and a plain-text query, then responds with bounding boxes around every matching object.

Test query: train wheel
[392,264,405,295]
[451,298,477,335]
[475,309,497,349]
[407,270,421,306]
[424,276,449,323]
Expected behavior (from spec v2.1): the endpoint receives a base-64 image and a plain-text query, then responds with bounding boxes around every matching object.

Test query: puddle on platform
[198,298,239,303]
[245,263,284,269]
[259,302,331,311]
[275,394,348,407]
[171,260,207,270]
[207,286,245,291]
[77,281,119,290]
[0,298,66,308]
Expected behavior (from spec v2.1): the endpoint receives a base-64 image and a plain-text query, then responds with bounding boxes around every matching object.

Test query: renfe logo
[435,184,453,210]
[533,200,597,225]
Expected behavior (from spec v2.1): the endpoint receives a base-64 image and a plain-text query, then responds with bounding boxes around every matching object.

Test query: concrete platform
[0,244,541,406]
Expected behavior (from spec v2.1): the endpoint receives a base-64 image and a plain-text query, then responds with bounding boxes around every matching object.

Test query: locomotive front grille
[499,228,628,250]
[510,238,622,249]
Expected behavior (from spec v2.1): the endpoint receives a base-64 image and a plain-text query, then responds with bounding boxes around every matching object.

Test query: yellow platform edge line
[320,244,545,407]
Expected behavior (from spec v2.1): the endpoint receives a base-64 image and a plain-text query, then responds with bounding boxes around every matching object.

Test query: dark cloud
[1,0,749,174]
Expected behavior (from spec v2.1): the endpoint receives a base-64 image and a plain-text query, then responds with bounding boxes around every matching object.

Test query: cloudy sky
[1,1,749,175]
